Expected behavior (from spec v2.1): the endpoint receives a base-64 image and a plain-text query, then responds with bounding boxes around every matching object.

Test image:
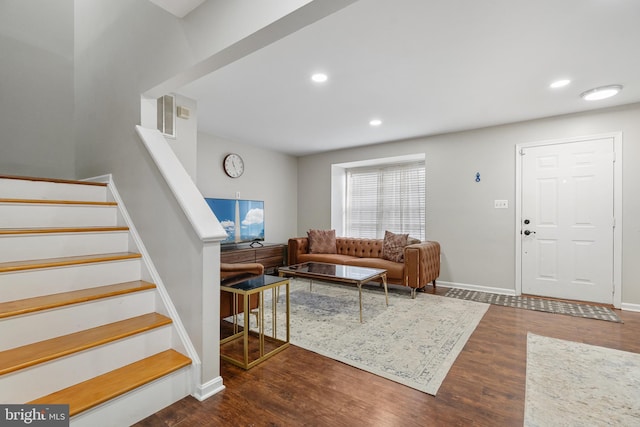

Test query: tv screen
[205,198,265,244]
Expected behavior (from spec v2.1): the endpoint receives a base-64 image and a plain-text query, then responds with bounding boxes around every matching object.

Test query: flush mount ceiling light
[580,84,623,101]
[550,79,571,89]
[369,119,382,126]
[311,73,328,83]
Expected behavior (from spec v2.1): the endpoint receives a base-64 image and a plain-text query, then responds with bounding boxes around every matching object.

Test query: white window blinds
[345,161,425,240]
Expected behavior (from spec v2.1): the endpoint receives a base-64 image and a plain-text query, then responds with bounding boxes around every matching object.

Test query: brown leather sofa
[287,237,440,298]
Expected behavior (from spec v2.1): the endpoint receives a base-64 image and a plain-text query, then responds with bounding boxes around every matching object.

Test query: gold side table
[220,275,290,369]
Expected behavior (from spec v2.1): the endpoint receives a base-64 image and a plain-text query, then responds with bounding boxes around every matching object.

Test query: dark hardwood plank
[135,288,640,426]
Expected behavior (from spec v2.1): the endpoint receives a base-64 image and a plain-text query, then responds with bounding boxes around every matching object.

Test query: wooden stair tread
[0,198,116,206]
[28,349,191,416]
[0,313,172,376]
[0,281,156,319]
[0,226,129,235]
[0,252,142,273]
[0,175,107,187]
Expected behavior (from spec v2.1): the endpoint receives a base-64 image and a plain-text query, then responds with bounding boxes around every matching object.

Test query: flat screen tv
[205,198,265,245]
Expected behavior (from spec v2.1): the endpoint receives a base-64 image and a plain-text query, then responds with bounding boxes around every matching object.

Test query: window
[345,161,425,240]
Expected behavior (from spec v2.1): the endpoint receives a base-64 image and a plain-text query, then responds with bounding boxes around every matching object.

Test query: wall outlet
[494,200,508,209]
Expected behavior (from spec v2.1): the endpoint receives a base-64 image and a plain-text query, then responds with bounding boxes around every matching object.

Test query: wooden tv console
[220,243,286,274]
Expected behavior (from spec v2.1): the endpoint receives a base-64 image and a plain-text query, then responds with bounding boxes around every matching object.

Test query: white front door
[520,137,615,303]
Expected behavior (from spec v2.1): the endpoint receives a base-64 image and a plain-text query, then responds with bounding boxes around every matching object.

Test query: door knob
[523,230,536,236]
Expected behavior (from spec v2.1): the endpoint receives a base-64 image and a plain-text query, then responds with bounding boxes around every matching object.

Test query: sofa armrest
[288,237,309,265]
[403,241,440,289]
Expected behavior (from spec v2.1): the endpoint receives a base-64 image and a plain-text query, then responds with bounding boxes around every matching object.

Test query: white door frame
[514,132,623,308]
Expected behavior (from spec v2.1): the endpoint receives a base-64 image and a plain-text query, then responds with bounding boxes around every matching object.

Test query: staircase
[0,175,193,426]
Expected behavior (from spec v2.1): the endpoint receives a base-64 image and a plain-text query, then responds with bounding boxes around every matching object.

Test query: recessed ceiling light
[550,79,571,89]
[580,84,623,101]
[311,73,328,83]
[369,119,382,127]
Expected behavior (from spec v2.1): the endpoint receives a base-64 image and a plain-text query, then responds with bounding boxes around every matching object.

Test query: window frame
[331,154,426,241]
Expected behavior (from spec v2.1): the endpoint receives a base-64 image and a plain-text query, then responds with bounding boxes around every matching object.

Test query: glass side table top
[221,274,287,292]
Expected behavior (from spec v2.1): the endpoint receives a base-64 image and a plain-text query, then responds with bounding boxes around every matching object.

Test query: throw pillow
[382,230,409,262]
[307,229,337,254]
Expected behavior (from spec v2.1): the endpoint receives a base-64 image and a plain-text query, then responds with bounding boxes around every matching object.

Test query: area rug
[246,279,489,395]
[524,333,640,426]
[444,288,622,323]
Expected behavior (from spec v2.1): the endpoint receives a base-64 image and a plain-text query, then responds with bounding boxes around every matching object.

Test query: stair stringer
[85,174,221,400]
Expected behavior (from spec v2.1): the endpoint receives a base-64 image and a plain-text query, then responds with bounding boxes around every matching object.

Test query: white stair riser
[0,204,118,228]
[70,367,191,427]
[0,232,130,263]
[0,259,142,302]
[0,291,157,351]
[0,326,173,403]
[0,179,107,202]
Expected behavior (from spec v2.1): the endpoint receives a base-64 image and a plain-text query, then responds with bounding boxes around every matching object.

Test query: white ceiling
[178,0,640,157]
[148,0,206,18]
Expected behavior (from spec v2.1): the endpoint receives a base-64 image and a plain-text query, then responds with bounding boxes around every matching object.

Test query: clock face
[223,153,244,178]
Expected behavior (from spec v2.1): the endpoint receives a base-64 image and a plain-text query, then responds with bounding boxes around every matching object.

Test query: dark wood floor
[135,288,640,426]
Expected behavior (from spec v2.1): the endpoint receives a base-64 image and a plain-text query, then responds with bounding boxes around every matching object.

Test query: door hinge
[612,217,616,228]
[519,149,526,156]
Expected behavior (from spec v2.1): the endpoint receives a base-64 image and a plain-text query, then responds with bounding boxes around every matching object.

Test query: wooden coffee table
[278,262,388,323]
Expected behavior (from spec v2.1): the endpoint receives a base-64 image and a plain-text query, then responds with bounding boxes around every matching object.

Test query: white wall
[168,94,199,180]
[297,103,640,305]
[196,132,298,244]
[0,0,74,178]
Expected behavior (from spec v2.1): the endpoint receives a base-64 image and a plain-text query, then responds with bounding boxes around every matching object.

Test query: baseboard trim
[437,281,516,296]
[621,302,640,312]
[193,376,225,401]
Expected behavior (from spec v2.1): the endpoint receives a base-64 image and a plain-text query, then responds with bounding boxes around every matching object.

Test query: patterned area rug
[243,279,489,395]
[524,333,640,426]
[444,288,622,323]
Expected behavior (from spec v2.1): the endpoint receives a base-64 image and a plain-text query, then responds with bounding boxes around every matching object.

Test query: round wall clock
[223,153,244,178]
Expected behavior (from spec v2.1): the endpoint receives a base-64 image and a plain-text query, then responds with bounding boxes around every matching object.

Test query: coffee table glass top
[279,262,385,282]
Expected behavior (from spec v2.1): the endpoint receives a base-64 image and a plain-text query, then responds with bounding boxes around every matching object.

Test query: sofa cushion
[307,229,337,254]
[344,257,404,282]
[382,230,409,262]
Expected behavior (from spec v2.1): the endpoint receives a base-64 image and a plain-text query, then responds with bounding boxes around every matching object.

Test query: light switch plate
[494,200,508,209]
